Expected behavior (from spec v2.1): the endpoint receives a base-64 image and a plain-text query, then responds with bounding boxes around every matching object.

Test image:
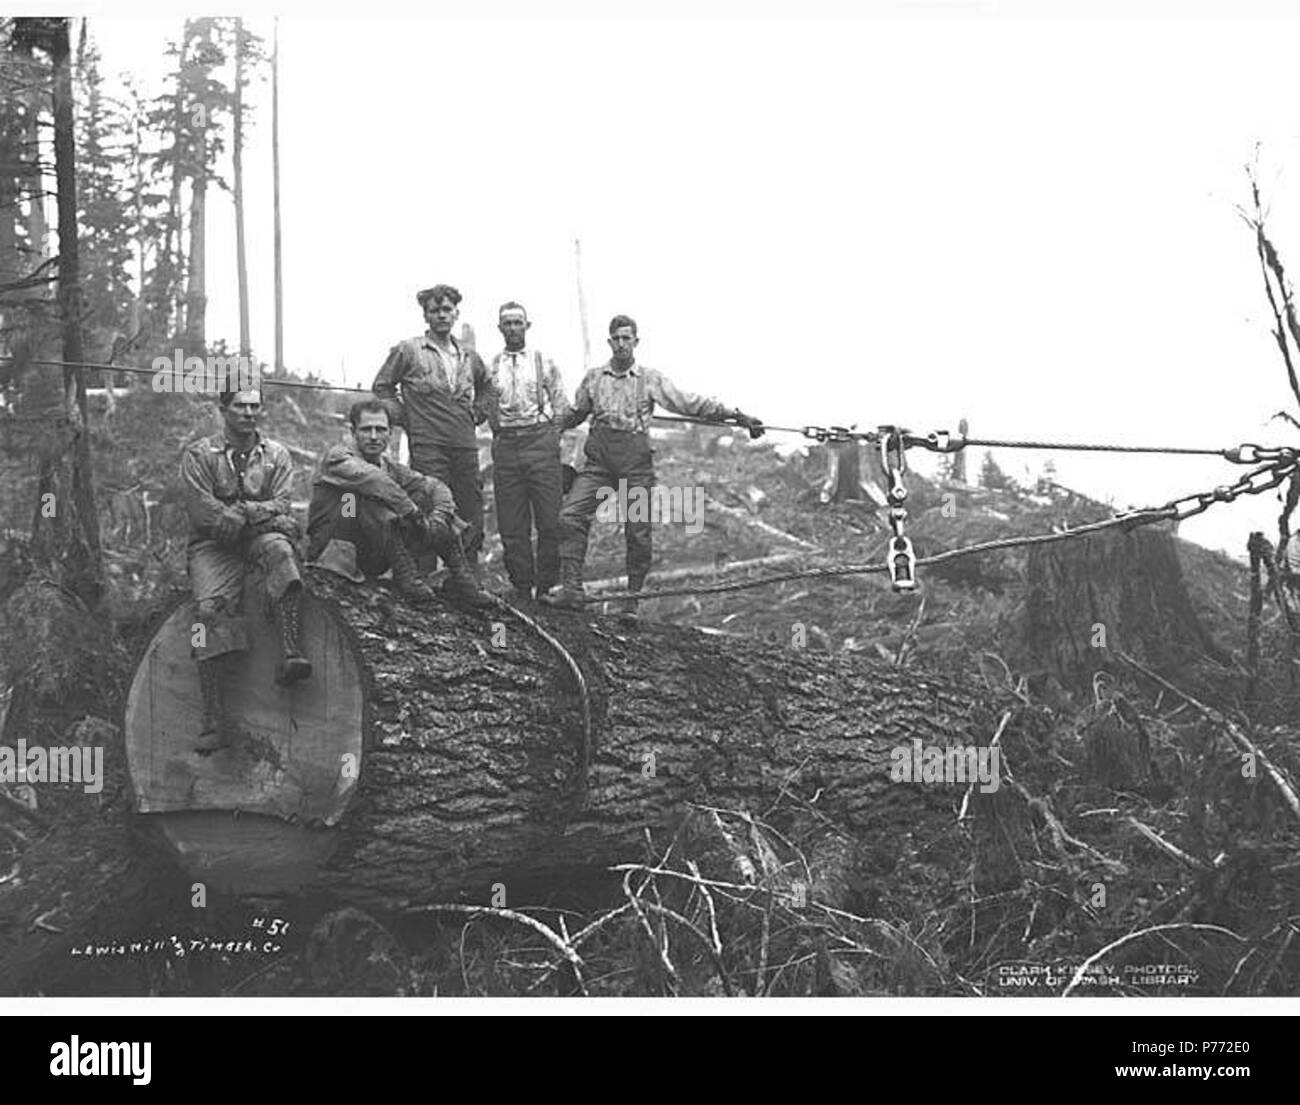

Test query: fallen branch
[1125,817,1211,873]
[405,902,587,994]
[1117,649,1300,824]
[584,552,810,595]
[1062,922,1246,998]
[703,496,821,551]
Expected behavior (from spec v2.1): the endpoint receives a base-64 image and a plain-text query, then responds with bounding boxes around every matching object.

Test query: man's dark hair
[499,301,528,319]
[348,398,392,429]
[219,387,263,409]
[417,284,462,309]
[608,314,638,336]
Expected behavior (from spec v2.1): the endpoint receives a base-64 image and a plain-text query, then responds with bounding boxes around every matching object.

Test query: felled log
[1022,526,1232,696]
[117,568,1007,915]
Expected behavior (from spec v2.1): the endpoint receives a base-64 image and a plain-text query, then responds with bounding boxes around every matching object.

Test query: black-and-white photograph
[0,4,1298,1022]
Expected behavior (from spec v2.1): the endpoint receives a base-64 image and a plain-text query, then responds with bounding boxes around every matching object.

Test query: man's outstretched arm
[645,368,765,438]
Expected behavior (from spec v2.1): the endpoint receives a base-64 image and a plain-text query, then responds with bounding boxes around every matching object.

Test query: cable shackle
[878,425,918,592]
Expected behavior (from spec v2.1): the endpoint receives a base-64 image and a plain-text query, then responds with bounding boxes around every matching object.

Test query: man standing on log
[372,284,492,577]
[486,301,571,604]
[543,314,765,620]
[307,399,487,607]
[181,386,311,753]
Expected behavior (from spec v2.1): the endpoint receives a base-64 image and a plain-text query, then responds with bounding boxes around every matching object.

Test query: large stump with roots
[1022,526,1230,697]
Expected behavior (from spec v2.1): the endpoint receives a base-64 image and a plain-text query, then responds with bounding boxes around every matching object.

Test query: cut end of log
[125,591,366,891]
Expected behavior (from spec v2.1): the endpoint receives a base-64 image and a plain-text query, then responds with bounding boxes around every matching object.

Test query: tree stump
[818,442,886,506]
[1022,526,1229,697]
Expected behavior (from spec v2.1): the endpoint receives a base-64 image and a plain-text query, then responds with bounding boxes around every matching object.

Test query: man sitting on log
[543,313,765,621]
[307,398,488,607]
[181,386,311,753]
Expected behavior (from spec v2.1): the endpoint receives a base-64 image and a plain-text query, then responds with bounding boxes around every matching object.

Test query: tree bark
[48,18,100,585]
[199,571,1005,910]
[1022,526,1231,697]
[182,142,206,355]
[1,570,1011,992]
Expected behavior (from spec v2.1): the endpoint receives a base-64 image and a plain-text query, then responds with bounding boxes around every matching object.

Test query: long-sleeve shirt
[561,361,737,434]
[486,348,572,430]
[372,333,490,450]
[307,442,456,559]
[180,432,296,544]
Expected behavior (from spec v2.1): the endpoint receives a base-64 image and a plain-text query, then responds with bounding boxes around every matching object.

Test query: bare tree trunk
[23,71,46,262]
[232,17,250,358]
[271,17,283,373]
[182,150,206,355]
[19,18,100,596]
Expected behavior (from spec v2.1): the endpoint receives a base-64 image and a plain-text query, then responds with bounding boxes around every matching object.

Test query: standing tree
[230,19,265,359]
[271,17,283,373]
[180,18,234,356]
[5,17,100,597]
[75,27,136,357]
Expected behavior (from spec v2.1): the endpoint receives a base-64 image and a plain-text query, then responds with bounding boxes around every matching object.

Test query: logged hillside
[2,387,1299,998]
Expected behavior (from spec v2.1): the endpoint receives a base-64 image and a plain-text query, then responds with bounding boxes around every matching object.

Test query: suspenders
[634,368,647,434]
[534,351,547,422]
[493,350,551,425]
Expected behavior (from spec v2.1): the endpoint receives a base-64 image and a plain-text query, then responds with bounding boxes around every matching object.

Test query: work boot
[196,658,233,752]
[387,525,438,605]
[615,573,645,625]
[274,585,313,686]
[541,557,586,610]
[436,529,492,609]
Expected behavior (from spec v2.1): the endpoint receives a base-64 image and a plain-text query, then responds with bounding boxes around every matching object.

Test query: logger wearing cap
[544,314,764,621]
[486,301,572,604]
[372,284,492,575]
[179,386,310,752]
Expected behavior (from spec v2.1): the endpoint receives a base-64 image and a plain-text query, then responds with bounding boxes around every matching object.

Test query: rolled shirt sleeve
[561,369,595,431]
[371,345,410,429]
[544,356,573,423]
[644,367,735,422]
[315,444,419,517]
[180,445,229,534]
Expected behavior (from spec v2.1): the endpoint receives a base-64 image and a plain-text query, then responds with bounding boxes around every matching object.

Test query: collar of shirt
[423,332,461,358]
[219,430,262,456]
[502,347,531,362]
[602,360,639,377]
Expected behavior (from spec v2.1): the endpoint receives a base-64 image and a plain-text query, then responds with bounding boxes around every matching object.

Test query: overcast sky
[81,8,1300,555]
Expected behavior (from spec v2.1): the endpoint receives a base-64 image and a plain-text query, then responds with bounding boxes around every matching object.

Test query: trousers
[410,441,483,558]
[492,422,562,593]
[188,531,302,659]
[558,426,654,586]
